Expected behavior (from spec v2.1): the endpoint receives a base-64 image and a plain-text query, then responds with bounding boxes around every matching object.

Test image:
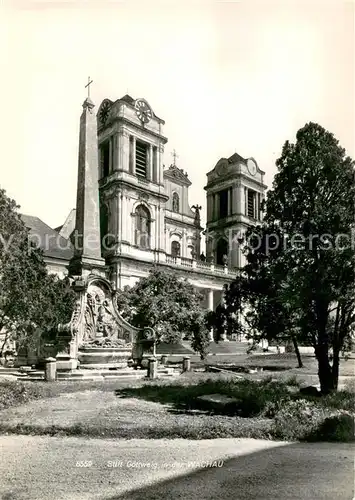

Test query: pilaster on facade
[129,135,136,175]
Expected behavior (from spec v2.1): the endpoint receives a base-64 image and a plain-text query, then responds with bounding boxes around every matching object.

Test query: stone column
[118,130,130,173]
[153,147,158,183]
[206,194,212,222]
[121,194,128,243]
[131,136,136,175]
[116,191,122,251]
[146,204,155,250]
[126,197,133,245]
[147,144,153,181]
[111,134,117,172]
[228,187,232,215]
[208,289,214,341]
[158,144,164,185]
[182,229,187,257]
[109,136,113,174]
[214,194,219,220]
[257,193,261,221]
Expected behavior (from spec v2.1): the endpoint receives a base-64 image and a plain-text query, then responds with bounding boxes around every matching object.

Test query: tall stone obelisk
[68,90,106,277]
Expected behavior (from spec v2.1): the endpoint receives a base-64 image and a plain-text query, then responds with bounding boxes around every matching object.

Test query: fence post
[147,357,158,379]
[44,357,57,382]
[182,356,191,372]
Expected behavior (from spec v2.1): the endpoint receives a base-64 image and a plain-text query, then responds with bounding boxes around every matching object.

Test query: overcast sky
[0,0,353,229]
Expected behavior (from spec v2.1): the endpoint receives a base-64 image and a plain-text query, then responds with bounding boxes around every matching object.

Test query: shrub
[272,399,326,440]
[284,375,300,387]
[232,379,291,417]
[311,412,354,442]
[319,390,355,412]
[0,381,47,410]
[0,381,31,410]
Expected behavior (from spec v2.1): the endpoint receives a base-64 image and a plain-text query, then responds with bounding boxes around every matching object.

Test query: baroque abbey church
[23,91,266,332]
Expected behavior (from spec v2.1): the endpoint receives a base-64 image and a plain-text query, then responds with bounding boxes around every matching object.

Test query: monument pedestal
[78,346,132,369]
[56,354,78,372]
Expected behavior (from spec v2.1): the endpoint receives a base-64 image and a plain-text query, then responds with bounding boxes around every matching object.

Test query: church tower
[96,95,168,287]
[204,153,267,269]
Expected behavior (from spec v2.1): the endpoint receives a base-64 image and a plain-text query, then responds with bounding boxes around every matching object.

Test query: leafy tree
[115,268,210,358]
[0,188,76,357]
[223,123,355,393]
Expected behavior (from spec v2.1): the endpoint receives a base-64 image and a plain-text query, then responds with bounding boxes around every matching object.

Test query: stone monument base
[78,346,132,369]
[56,353,78,372]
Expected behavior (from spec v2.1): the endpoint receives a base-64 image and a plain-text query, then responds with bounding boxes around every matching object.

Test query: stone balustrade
[165,254,236,276]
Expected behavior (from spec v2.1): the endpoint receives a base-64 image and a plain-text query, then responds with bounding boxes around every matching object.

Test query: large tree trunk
[315,344,336,394]
[291,334,303,368]
[331,347,340,391]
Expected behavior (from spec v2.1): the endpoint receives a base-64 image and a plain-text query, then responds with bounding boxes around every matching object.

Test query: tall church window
[219,189,228,219]
[136,141,148,178]
[135,205,150,249]
[100,141,110,178]
[247,189,257,219]
[171,241,181,257]
[172,192,180,213]
[216,238,228,266]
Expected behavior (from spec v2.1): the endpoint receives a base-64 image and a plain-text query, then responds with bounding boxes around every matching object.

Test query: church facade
[23,92,266,337]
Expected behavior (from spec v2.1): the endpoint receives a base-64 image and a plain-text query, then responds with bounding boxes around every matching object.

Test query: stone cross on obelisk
[68,78,106,277]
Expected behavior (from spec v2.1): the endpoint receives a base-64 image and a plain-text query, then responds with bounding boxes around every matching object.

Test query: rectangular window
[100,142,110,178]
[247,189,256,219]
[135,141,148,178]
[219,189,228,219]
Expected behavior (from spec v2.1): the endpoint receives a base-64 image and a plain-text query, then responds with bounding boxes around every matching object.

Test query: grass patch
[1,375,354,442]
[0,418,274,440]
[118,377,293,417]
[0,379,147,411]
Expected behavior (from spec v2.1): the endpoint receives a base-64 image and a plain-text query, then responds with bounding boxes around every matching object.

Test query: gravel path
[0,436,352,499]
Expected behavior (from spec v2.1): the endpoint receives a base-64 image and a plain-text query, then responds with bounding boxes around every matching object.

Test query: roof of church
[104,94,165,124]
[163,164,192,186]
[21,214,73,261]
[228,152,246,164]
[119,94,135,105]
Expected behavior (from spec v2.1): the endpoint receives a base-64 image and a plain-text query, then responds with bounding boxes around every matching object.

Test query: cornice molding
[99,116,168,144]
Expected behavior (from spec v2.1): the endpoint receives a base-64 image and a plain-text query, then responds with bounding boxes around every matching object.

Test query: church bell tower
[204,153,267,269]
[96,94,168,287]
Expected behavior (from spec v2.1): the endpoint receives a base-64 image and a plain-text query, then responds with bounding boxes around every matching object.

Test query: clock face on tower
[247,158,257,176]
[135,99,152,123]
[99,101,111,126]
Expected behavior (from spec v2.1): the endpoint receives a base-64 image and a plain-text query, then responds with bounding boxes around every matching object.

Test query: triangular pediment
[164,165,192,186]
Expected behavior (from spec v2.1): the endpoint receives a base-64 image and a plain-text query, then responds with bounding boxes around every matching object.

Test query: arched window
[172,192,180,213]
[135,205,150,249]
[216,238,228,266]
[171,241,181,257]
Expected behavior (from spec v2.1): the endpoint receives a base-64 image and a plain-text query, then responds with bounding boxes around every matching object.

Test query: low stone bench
[195,393,242,415]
